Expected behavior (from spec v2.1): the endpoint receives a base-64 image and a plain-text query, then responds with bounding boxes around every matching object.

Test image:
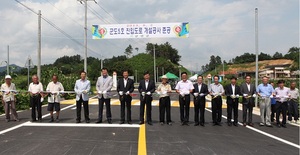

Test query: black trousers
[212,96,222,123]
[120,95,132,122]
[30,95,42,120]
[179,95,190,123]
[194,97,205,124]
[76,97,89,121]
[276,101,287,125]
[242,103,253,124]
[159,96,171,123]
[227,101,239,123]
[140,95,152,122]
[271,104,276,122]
[98,97,112,121]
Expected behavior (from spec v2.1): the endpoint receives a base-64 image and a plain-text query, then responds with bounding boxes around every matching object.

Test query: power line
[15,0,101,58]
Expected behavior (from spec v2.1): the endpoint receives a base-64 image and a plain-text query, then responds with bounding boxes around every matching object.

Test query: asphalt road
[0,94,299,155]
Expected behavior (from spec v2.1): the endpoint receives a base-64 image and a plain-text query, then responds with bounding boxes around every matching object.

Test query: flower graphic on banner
[173,22,189,38]
[92,25,107,39]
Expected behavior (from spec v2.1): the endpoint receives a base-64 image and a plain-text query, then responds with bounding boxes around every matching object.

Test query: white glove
[243,94,248,97]
[284,96,289,98]
[146,92,151,95]
[141,92,145,96]
[184,91,190,95]
[180,92,185,96]
[126,91,130,95]
[193,93,199,97]
[252,94,256,97]
[276,95,280,98]
[230,95,235,99]
[98,91,102,94]
[40,97,44,102]
[157,92,161,95]
[103,90,107,94]
[83,90,87,94]
[269,95,273,98]
[162,91,167,95]
[199,93,205,96]
[119,91,123,95]
[236,94,239,98]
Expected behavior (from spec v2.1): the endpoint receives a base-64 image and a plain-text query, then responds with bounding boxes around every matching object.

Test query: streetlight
[178,65,182,80]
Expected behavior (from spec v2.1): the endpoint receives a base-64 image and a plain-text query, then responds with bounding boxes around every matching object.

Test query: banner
[92,22,189,39]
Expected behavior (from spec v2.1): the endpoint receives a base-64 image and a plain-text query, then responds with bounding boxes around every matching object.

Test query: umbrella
[160,72,179,79]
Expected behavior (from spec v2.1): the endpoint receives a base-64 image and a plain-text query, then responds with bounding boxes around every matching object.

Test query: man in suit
[74,71,91,123]
[225,76,241,126]
[240,75,256,127]
[96,68,113,124]
[175,72,194,126]
[117,70,134,124]
[192,75,208,126]
[138,71,155,125]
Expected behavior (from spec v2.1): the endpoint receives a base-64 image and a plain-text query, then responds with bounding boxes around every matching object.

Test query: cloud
[0,0,298,73]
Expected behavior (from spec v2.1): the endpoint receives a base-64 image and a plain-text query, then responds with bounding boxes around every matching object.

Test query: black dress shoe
[276,124,281,128]
[95,120,102,123]
[194,123,199,126]
[108,120,112,124]
[217,122,222,126]
[119,121,125,124]
[86,120,90,123]
[147,121,153,125]
[228,122,232,126]
[139,121,144,125]
[200,123,204,127]
[233,123,238,127]
[243,123,247,127]
[31,119,37,122]
[167,122,172,126]
[248,123,254,127]
[127,121,132,124]
[213,122,217,126]
[281,124,287,128]
[76,120,81,123]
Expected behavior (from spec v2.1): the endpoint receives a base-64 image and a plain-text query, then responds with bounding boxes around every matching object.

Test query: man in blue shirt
[74,71,91,123]
[257,76,275,127]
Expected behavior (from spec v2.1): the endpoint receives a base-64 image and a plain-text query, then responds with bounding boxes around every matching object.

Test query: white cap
[5,75,11,79]
[161,75,168,79]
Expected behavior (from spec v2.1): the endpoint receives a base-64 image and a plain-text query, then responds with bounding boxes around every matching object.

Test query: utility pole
[255,8,259,107]
[25,56,34,86]
[7,45,9,75]
[79,0,97,75]
[153,45,156,83]
[135,70,137,83]
[37,10,41,80]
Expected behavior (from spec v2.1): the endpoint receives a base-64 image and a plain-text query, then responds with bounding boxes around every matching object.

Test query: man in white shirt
[209,75,224,126]
[1,75,19,122]
[46,75,64,123]
[28,75,44,122]
[175,72,194,126]
[288,81,299,124]
[274,80,290,128]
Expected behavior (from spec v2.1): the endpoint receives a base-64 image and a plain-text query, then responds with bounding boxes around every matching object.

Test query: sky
[0,0,299,71]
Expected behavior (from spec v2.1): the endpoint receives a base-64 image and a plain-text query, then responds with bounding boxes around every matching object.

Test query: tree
[258,52,272,61]
[272,52,283,59]
[216,56,222,65]
[125,44,133,58]
[146,42,181,65]
[135,47,139,54]
[208,55,216,71]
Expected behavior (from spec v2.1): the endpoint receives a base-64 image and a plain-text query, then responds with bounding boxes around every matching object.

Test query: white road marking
[205,108,300,149]
[23,122,140,128]
[0,104,76,135]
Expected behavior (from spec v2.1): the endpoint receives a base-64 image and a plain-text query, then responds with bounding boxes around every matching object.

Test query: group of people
[1,69,299,128]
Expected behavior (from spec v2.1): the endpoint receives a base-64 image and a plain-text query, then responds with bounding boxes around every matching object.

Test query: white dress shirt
[28,82,43,94]
[1,83,16,102]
